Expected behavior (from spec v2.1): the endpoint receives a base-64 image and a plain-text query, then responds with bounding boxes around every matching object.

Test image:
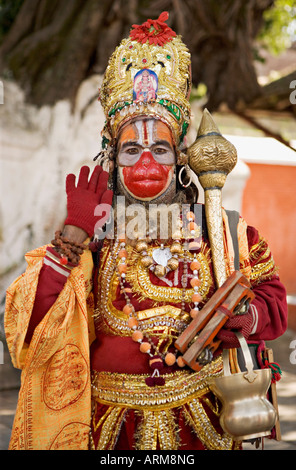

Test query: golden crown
[99,12,192,148]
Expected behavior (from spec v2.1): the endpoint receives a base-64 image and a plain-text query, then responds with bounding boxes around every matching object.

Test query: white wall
[0,75,105,296]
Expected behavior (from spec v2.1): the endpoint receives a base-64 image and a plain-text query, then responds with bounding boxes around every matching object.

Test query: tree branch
[233,110,296,152]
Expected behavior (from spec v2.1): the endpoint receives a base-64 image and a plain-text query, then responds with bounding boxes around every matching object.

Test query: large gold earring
[178,164,192,188]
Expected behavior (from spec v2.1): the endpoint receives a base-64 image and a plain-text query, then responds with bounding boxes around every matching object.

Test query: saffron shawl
[5,247,95,450]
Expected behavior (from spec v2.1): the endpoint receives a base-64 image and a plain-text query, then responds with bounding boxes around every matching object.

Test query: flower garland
[130,11,176,46]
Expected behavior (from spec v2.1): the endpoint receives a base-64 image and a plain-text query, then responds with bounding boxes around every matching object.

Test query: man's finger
[65,173,76,193]
[77,166,90,189]
[88,165,103,192]
[96,171,110,201]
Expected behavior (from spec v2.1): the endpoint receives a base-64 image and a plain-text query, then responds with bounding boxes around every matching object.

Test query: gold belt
[91,357,223,411]
[90,357,238,450]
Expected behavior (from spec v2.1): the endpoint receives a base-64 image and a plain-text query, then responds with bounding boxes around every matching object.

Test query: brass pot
[209,332,277,441]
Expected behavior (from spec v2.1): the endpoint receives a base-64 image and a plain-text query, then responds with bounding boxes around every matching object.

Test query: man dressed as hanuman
[5,12,287,450]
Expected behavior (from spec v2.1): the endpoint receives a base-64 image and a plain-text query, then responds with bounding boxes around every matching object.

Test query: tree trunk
[0,0,275,110]
[0,0,113,106]
[145,0,274,111]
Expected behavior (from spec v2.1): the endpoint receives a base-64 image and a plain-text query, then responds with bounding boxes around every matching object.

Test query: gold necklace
[115,211,203,386]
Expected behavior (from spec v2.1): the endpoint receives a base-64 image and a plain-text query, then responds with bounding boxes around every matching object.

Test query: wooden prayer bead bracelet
[51,230,87,266]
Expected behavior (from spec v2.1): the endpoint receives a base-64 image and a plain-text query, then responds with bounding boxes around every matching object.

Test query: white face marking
[134,119,155,147]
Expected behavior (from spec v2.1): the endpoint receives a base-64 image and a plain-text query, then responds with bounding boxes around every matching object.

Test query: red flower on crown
[129,11,176,46]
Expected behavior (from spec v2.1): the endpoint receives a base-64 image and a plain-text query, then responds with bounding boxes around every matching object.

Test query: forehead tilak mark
[134,120,155,147]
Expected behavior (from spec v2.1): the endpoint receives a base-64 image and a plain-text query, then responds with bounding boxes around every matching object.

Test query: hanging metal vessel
[209,333,277,440]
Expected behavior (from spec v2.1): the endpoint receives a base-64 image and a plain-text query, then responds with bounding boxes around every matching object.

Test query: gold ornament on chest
[135,239,182,279]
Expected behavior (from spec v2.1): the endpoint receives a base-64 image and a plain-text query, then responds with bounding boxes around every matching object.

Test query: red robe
[23,222,287,450]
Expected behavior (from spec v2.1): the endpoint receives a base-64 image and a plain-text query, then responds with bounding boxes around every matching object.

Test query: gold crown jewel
[99,12,192,148]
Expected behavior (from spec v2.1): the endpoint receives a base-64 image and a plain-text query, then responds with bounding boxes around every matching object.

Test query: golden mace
[187,109,237,288]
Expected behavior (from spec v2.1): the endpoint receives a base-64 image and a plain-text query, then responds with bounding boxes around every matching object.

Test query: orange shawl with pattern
[5,247,95,450]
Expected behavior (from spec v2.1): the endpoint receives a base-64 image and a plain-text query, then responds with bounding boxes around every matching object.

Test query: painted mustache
[130,151,171,180]
[122,152,173,199]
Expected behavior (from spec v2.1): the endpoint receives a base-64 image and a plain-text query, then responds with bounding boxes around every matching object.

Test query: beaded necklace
[115,211,202,386]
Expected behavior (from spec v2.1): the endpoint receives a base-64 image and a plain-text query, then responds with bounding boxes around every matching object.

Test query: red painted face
[122,150,173,198]
[117,119,175,200]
